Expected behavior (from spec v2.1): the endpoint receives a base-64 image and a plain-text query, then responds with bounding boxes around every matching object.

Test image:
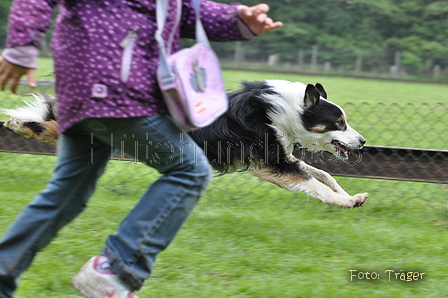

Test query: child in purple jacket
[0,0,282,297]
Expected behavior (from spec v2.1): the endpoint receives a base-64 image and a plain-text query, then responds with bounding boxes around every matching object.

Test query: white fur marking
[1,94,49,123]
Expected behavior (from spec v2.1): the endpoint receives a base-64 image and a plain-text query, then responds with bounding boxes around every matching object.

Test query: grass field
[0,153,447,298]
[0,59,447,297]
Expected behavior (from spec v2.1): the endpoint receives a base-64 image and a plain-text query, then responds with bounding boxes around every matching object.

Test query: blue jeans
[0,115,212,297]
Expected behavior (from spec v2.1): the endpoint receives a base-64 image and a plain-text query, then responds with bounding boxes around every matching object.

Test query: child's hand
[238,3,283,35]
[0,57,36,94]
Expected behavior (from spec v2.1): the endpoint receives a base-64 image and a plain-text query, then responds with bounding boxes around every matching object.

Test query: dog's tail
[1,93,57,122]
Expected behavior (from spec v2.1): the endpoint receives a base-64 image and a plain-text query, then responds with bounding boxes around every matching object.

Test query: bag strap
[155,0,212,85]
[189,0,211,48]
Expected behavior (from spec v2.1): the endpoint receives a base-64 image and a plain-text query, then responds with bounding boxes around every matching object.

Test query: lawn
[0,60,447,297]
[221,70,448,105]
[0,153,447,298]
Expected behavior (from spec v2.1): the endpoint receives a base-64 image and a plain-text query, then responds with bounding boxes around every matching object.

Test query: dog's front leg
[293,177,368,208]
[299,162,349,196]
[250,166,368,208]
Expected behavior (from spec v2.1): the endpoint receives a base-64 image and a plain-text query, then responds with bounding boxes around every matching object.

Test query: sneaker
[71,256,138,298]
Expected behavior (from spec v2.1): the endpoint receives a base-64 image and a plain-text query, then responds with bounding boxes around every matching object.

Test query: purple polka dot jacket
[3,0,255,133]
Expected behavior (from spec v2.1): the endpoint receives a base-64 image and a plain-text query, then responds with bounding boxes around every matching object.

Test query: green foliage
[0,1,10,47]
[217,0,448,67]
[400,51,426,74]
[2,1,448,69]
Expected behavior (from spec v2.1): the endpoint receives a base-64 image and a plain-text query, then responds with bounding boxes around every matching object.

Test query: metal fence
[0,82,447,216]
[208,42,448,82]
[2,39,448,82]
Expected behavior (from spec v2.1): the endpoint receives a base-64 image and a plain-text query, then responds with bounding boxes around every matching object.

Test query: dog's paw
[350,193,368,208]
[4,118,24,132]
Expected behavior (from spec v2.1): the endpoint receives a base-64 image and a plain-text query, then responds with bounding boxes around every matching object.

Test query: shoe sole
[71,258,104,298]
[71,257,138,298]
[71,257,126,298]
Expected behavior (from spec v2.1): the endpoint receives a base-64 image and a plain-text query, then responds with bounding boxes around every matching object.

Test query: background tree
[1,0,447,69]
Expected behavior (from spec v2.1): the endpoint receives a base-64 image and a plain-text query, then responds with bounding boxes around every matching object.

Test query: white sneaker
[71,256,139,298]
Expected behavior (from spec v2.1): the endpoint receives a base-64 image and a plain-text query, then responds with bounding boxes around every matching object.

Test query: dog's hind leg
[36,120,59,145]
[297,177,368,208]
[250,166,367,208]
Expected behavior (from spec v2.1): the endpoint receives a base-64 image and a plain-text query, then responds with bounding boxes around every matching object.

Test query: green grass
[0,60,447,297]
[0,152,447,298]
[35,57,55,77]
[222,70,448,105]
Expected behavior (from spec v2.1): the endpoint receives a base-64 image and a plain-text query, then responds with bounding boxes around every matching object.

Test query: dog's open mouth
[331,140,349,159]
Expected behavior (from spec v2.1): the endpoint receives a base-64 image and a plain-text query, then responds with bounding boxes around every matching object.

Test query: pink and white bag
[155,0,228,131]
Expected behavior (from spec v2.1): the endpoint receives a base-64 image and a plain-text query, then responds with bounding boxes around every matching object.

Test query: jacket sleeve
[3,0,59,68]
[6,0,59,48]
[180,0,256,42]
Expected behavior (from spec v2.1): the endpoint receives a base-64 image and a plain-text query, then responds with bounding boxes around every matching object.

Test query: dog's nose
[359,137,366,147]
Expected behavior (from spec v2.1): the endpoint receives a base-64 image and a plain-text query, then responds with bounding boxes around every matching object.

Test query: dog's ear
[304,84,320,107]
[315,83,327,99]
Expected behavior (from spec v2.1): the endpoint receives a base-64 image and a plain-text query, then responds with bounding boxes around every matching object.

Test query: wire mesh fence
[0,82,447,218]
[209,42,448,82]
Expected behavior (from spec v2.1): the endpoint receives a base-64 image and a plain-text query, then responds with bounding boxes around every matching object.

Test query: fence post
[297,49,304,71]
[268,54,280,68]
[323,61,331,72]
[310,45,318,73]
[390,51,401,78]
[433,65,441,81]
[234,42,245,68]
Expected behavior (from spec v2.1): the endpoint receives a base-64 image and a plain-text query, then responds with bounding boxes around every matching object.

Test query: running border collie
[2,80,368,208]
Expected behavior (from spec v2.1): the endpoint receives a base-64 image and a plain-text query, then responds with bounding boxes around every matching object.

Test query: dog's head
[265,80,366,159]
[300,83,366,159]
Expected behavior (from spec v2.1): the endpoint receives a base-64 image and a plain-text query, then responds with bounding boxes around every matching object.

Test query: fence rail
[297,146,447,184]
[1,121,446,184]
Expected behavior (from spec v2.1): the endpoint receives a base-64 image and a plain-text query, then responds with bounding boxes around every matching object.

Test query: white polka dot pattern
[6,0,249,133]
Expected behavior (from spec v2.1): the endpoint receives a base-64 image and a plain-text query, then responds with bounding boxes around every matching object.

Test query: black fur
[301,100,346,133]
[24,122,45,134]
[189,81,285,173]
[42,94,57,121]
[304,84,320,107]
[315,83,327,99]
[301,84,347,133]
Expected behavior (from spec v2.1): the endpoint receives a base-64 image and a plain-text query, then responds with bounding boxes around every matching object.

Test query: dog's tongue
[331,140,349,158]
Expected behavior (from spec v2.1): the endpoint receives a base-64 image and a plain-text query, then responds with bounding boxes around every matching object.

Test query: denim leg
[0,125,112,298]
[80,116,212,291]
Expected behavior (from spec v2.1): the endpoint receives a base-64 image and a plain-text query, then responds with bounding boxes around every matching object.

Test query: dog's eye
[337,120,345,126]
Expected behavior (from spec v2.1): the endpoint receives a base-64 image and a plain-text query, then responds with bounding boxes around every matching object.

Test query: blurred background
[2,0,447,81]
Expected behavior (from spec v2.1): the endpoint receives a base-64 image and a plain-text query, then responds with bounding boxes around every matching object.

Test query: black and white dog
[2,80,368,208]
